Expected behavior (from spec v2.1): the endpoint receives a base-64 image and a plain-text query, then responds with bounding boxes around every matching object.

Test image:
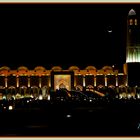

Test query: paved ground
[0,101,140,136]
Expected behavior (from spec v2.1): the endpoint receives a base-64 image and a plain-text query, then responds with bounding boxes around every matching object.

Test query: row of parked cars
[50,88,106,103]
[0,88,116,111]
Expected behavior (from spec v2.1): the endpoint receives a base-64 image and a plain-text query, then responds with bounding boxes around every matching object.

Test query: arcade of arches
[0,65,127,93]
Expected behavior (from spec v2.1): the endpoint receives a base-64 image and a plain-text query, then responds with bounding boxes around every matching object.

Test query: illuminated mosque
[0,9,139,96]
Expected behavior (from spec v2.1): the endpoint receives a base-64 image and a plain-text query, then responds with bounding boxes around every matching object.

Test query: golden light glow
[135,19,137,25]
[105,76,107,86]
[5,77,7,88]
[116,76,118,86]
[0,65,126,88]
[129,19,133,25]
[83,75,86,87]
[94,77,96,87]
[28,77,30,87]
[94,90,105,97]
[16,77,19,87]
[48,77,51,87]
[54,75,71,91]
[126,48,140,62]
[39,77,41,88]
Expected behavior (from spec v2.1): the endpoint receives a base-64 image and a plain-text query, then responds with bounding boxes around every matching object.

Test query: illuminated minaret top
[128,9,136,16]
[126,9,140,63]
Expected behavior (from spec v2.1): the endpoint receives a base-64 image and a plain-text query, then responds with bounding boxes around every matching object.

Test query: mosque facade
[0,65,127,94]
[0,9,139,95]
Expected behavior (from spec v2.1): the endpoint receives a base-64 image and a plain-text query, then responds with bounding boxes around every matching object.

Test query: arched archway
[41,86,50,100]
[41,86,48,96]
[75,85,83,91]
[97,84,104,90]
[86,85,94,91]
[19,86,27,96]
[107,85,116,98]
[119,85,127,93]
[119,85,127,98]
[59,83,66,89]
[8,86,16,95]
[108,85,115,89]
[30,86,39,98]
[7,86,16,100]
[0,86,5,94]
[97,84,106,94]
[0,86,5,100]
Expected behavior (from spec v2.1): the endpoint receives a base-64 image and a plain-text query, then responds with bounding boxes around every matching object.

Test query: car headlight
[47,95,50,101]
[89,99,92,102]
[8,105,13,110]
[39,95,43,100]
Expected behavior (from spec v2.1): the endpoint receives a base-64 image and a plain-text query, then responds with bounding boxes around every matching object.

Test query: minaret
[124,9,140,86]
[126,9,140,62]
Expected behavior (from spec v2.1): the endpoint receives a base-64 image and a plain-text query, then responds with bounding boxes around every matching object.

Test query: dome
[102,66,113,71]
[128,9,136,16]
[0,66,10,71]
[51,66,62,71]
[18,66,28,71]
[34,66,46,71]
[68,66,80,71]
[85,66,96,70]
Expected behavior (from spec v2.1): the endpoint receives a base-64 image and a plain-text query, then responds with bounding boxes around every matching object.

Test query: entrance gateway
[51,71,74,91]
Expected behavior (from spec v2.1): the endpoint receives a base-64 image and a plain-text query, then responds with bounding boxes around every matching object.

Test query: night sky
[0,4,140,70]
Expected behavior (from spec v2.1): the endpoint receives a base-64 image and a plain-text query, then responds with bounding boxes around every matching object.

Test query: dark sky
[0,4,140,70]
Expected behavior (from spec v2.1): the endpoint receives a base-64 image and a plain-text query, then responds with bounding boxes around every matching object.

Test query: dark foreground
[1,99,140,136]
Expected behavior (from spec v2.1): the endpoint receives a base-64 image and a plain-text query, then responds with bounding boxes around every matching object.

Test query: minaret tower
[124,9,140,86]
[126,9,140,62]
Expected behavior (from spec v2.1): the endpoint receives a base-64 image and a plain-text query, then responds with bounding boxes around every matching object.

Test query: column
[39,77,41,88]
[116,76,118,87]
[5,77,7,88]
[105,75,107,86]
[83,75,85,87]
[28,76,30,87]
[48,76,51,88]
[74,76,76,87]
[94,76,96,87]
[16,76,19,88]
[125,75,128,87]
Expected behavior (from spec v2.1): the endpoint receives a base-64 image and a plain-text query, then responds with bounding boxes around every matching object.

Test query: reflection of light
[107,26,112,33]
[137,123,140,130]
[66,114,72,118]
[89,99,92,102]
[108,30,112,33]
